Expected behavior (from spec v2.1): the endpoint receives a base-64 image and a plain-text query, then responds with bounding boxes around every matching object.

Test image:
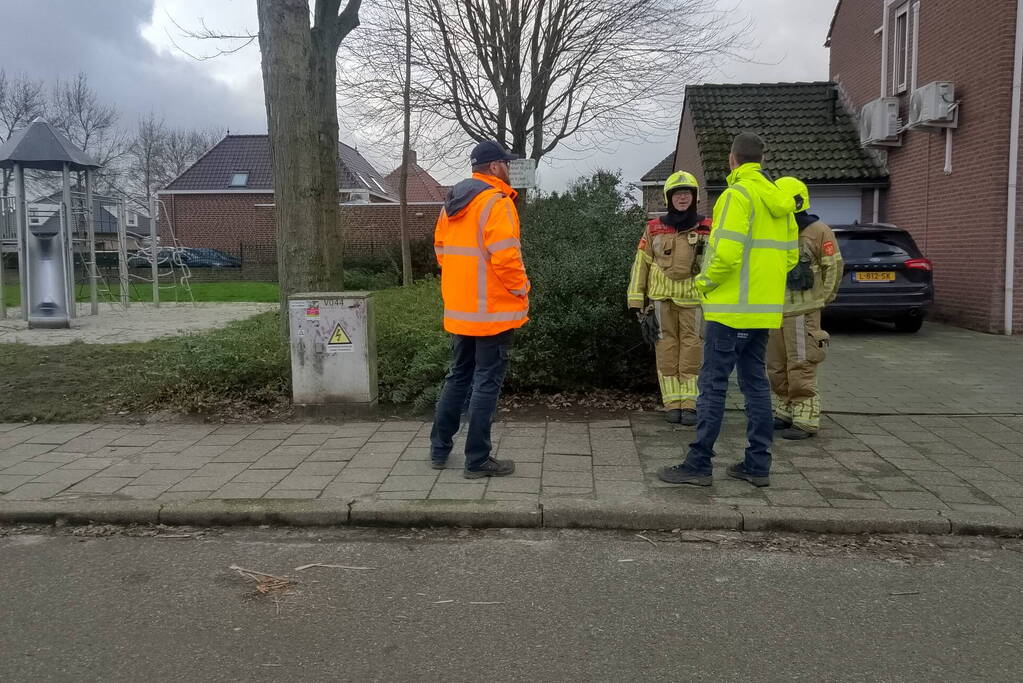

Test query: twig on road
[294,563,375,572]
[635,533,658,547]
[229,564,293,595]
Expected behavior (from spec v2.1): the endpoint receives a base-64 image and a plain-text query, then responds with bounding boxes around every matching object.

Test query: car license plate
[854,271,895,282]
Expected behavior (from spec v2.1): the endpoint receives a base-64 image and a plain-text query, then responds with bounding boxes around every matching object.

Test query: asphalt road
[1,526,1022,682]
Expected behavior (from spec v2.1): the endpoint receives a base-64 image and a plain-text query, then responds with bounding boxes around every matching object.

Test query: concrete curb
[0,501,162,525]
[944,511,1023,536]
[349,500,540,528]
[2,499,1023,537]
[541,498,742,531]
[739,506,952,535]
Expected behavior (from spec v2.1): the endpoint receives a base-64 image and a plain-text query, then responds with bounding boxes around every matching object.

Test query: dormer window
[229,172,249,187]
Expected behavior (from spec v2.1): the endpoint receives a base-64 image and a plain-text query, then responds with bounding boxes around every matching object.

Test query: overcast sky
[0,0,836,190]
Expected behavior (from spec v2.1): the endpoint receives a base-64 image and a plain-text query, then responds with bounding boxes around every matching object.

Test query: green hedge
[510,171,650,391]
[371,171,656,408]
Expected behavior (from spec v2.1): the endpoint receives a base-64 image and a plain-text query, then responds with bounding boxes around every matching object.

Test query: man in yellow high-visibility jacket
[657,132,799,489]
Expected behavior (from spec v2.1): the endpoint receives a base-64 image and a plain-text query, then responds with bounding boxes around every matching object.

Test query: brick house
[156,135,446,261]
[638,153,675,215]
[828,0,1023,334]
[383,150,449,203]
[670,82,889,224]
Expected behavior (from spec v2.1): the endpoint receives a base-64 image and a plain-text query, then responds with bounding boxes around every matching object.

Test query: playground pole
[62,163,76,319]
[85,170,98,315]
[149,196,159,308]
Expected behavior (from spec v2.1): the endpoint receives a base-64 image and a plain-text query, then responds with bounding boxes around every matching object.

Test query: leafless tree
[174,0,364,325]
[340,0,749,165]
[160,128,220,183]
[0,70,46,196]
[127,112,166,209]
[397,0,414,286]
[256,0,363,321]
[48,73,126,191]
[124,115,220,211]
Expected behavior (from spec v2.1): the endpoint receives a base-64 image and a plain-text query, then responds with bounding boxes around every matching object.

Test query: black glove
[787,257,815,291]
[638,308,660,347]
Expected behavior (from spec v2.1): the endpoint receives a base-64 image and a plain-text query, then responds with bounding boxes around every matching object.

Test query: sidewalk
[3,413,1023,535]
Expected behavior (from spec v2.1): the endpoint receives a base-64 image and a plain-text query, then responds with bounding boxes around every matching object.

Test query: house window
[893,3,910,94]
[126,212,138,228]
[229,172,249,187]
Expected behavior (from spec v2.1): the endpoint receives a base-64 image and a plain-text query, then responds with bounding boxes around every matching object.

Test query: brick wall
[159,193,275,256]
[830,0,1022,333]
[642,186,667,215]
[339,204,440,256]
[157,193,443,262]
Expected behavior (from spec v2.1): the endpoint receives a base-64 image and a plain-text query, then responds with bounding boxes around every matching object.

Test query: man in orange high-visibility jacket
[430,140,530,479]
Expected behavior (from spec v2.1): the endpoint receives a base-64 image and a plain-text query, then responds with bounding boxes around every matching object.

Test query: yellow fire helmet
[663,170,700,205]
[776,176,810,213]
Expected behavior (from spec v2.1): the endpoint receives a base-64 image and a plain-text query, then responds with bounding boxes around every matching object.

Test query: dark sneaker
[656,463,712,486]
[665,409,684,424]
[678,409,698,427]
[430,459,447,470]
[727,462,770,487]
[780,426,814,441]
[463,458,515,479]
[773,417,792,430]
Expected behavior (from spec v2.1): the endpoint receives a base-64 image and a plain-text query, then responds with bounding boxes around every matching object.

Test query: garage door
[808,188,863,225]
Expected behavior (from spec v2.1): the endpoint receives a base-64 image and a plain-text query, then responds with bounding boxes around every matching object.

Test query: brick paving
[2,414,1023,518]
[3,321,1023,522]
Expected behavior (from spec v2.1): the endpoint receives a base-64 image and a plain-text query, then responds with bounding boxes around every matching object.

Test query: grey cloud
[0,0,266,133]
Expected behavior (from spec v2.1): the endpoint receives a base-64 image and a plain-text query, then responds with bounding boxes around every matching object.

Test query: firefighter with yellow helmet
[767,176,844,439]
[628,170,711,424]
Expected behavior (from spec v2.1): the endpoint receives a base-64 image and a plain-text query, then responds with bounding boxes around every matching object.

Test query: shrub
[374,277,449,409]
[370,171,658,407]
[343,238,439,288]
[510,171,653,391]
[344,267,400,291]
[145,312,291,411]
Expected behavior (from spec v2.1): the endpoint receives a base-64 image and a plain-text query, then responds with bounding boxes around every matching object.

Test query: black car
[127,247,241,269]
[825,224,933,333]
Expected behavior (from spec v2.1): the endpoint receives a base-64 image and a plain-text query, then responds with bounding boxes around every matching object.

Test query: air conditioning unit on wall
[908,81,957,128]
[859,97,901,146]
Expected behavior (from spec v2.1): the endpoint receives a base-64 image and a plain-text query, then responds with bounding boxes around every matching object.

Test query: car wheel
[894,313,924,333]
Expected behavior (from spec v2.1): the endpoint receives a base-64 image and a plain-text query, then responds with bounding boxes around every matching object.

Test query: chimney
[408,150,418,166]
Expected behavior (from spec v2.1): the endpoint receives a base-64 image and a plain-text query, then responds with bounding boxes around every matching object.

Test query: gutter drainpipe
[1006,0,1023,335]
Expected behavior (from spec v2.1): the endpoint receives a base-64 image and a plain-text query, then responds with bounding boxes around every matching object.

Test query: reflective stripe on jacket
[627,217,710,307]
[695,163,799,329]
[434,173,530,336]
[784,219,844,315]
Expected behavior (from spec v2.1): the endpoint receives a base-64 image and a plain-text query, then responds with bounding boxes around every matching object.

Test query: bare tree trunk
[398,0,413,287]
[257,0,345,333]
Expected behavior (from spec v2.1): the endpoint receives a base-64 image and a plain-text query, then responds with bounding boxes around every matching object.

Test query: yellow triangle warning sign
[328,322,352,346]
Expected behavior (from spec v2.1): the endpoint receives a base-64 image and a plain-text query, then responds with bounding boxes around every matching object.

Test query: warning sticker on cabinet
[326,322,354,353]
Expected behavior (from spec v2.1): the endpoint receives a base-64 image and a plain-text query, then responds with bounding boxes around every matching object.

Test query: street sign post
[508,158,536,189]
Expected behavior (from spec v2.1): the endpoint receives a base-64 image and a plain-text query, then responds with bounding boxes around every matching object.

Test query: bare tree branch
[339,0,751,168]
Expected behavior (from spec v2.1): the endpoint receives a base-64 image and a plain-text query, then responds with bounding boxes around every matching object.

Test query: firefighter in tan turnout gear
[767,177,843,440]
[628,171,711,425]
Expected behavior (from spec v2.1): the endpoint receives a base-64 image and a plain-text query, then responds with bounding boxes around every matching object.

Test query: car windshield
[836,232,919,260]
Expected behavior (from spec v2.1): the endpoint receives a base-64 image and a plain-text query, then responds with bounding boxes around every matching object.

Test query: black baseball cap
[470,140,520,166]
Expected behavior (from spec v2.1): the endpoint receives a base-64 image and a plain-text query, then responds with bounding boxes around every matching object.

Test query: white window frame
[893,3,911,95]
[229,171,249,187]
[126,212,138,227]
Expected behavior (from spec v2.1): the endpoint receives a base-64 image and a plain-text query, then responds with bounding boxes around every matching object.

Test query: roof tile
[164,135,393,197]
[683,82,887,186]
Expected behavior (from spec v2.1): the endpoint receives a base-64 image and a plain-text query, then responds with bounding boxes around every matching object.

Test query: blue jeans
[685,321,774,477]
[430,331,512,471]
